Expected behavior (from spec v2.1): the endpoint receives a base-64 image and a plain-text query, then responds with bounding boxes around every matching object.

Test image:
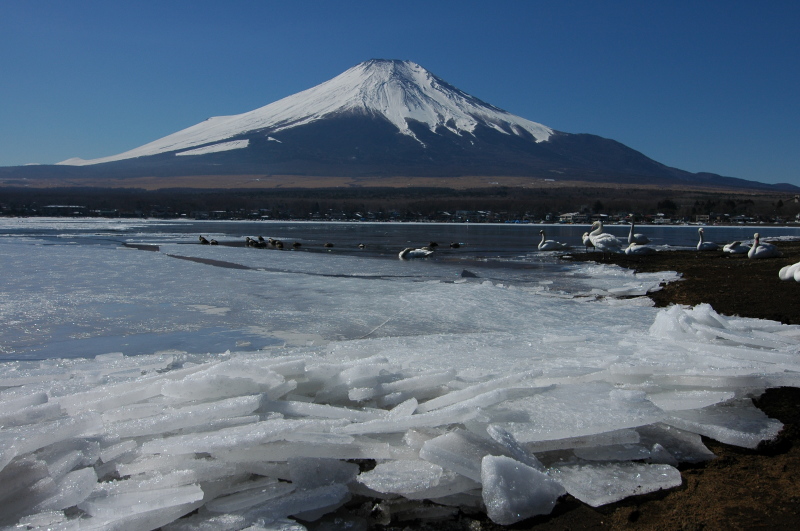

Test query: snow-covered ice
[1,219,799,528]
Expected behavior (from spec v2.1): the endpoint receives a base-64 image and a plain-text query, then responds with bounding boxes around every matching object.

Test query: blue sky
[2,1,798,185]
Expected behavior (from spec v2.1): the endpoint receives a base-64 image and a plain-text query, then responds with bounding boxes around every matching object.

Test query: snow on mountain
[58,59,553,166]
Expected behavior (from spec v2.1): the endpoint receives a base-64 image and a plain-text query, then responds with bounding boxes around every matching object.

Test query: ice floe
[1,302,798,528]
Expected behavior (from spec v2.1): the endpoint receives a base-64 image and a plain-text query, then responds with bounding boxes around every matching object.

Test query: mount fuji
[4,60,793,190]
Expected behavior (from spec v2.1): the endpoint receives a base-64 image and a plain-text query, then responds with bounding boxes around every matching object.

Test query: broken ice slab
[523,428,641,453]
[481,455,565,525]
[56,379,164,415]
[0,413,103,471]
[415,371,540,413]
[403,469,481,501]
[93,470,199,497]
[38,438,99,480]
[0,456,49,505]
[99,440,138,463]
[387,398,418,419]
[347,369,456,402]
[419,428,542,483]
[78,500,204,531]
[106,394,264,438]
[140,418,347,456]
[0,476,57,527]
[0,401,63,428]
[646,389,736,411]
[336,387,543,435]
[649,303,800,351]
[241,484,350,524]
[0,389,49,410]
[162,361,292,401]
[485,425,545,469]
[161,512,249,531]
[115,454,209,478]
[0,366,73,387]
[79,484,204,518]
[492,382,666,443]
[288,457,359,489]
[664,398,783,448]
[205,480,295,513]
[13,510,69,530]
[549,461,682,507]
[32,466,97,512]
[357,459,444,495]
[214,439,393,462]
[101,402,167,423]
[262,399,382,422]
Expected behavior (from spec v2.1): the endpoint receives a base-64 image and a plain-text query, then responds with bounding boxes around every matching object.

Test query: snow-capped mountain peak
[59,59,553,166]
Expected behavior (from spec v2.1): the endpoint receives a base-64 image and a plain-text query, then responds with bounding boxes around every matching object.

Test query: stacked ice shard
[1,304,798,529]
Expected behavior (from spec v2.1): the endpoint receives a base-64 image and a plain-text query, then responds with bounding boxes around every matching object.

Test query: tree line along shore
[1,185,799,224]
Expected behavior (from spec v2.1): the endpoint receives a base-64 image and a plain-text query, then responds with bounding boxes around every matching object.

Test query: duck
[628,222,650,245]
[696,228,718,251]
[358,243,366,249]
[450,242,461,248]
[399,247,434,259]
[538,230,569,251]
[722,241,750,254]
[748,233,782,259]
[246,236,266,248]
[292,242,302,249]
[624,242,656,255]
[209,239,218,245]
[324,242,334,248]
[588,221,623,254]
[198,236,210,245]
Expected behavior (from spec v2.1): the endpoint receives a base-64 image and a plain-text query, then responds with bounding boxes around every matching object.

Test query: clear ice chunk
[481,455,565,525]
[549,461,682,507]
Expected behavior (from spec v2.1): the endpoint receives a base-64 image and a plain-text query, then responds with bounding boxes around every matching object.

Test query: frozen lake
[2,218,798,361]
[1,218,799,528]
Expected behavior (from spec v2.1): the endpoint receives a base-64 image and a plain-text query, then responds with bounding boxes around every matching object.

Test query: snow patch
[175,140,249,157]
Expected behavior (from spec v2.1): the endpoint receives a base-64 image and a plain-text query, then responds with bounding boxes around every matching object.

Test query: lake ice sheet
[1,222,799,528]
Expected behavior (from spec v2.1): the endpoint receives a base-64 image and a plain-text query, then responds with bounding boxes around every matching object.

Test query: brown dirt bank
[564,240,800,325]
[375,242,800,531]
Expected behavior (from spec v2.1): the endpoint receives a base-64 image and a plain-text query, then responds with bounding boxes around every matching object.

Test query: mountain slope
[2,59,791,191]
[58,59,553,167]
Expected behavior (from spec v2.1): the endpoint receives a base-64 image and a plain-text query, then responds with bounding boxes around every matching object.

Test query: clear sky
[1,0,798,185]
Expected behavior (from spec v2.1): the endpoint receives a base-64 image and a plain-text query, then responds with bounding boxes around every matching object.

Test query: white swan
[779,261,800,281]
[748,233,782,259]
[582,232,595,252]
[696,228,718,251]
[399,247,433,259]
[722,241,750,254]
[624,243,656,255]
[588,221,623,254]
[628,222,650,245]
[538,230,569,251]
